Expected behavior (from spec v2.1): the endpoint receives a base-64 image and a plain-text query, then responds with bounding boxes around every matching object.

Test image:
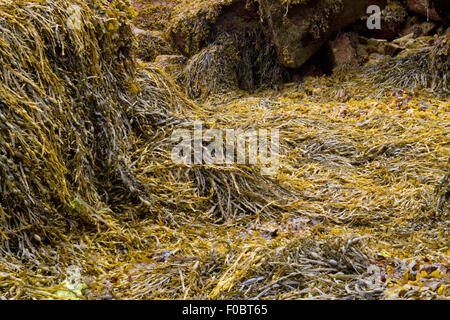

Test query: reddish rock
[257,0,387,68]
[404,0,442,22]
[329,32,361,68]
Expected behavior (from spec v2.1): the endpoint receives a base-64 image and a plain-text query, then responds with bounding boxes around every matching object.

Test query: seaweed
[361,36,449,96]
[136,30,178,62]
[0,0,448,301]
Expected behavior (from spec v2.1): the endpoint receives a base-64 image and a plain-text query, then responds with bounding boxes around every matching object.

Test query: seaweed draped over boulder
[0,0,141,252]
[168,0,237,56]
[175,1,287,99]
[167,0,388,69]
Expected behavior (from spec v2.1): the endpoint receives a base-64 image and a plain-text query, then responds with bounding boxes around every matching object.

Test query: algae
[0,0,448,301]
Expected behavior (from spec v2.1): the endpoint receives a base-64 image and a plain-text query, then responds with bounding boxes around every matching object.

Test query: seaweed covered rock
[168,0,389,70]
[136,30,178,62]
[169,0,237,55]
[132,0,176,31]
[361,34,449,96]
[0,0,199,253]
[179,40,241,100]
[429,35,450,93]
[171,0,287,98]
[0,0,142,252]
[256,0,388,68]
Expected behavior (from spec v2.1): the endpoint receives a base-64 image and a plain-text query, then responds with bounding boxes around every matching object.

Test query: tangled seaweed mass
[0,0,448,300]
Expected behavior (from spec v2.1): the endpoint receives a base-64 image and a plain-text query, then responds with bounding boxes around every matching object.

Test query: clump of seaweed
[361,35,449,96]
[154,55,187,80]
[178,28,287,101]
[0,0,140,254]
[222,27,287,92]
[178,38,241,101]
[169,0,236,55]
[136,31,178,62]
[430,35,450,94]
[133,0,175,31]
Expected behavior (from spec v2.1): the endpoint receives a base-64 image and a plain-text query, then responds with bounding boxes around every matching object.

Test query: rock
[371,1,408,40]
[432,0,450,25]
[404,0,442,22]
[140,0,391,70]
[257,0,387,68]
[329,32,362,68]
[384,43,403,56]
[166,0,390,70]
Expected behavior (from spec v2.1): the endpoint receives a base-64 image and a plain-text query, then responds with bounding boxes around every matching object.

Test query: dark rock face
[371,1,408,40]
[328,32,367,68]
[257,0,387,68]
[404,0,441,22]
[403,0,449,25]
[432,0,450,25]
